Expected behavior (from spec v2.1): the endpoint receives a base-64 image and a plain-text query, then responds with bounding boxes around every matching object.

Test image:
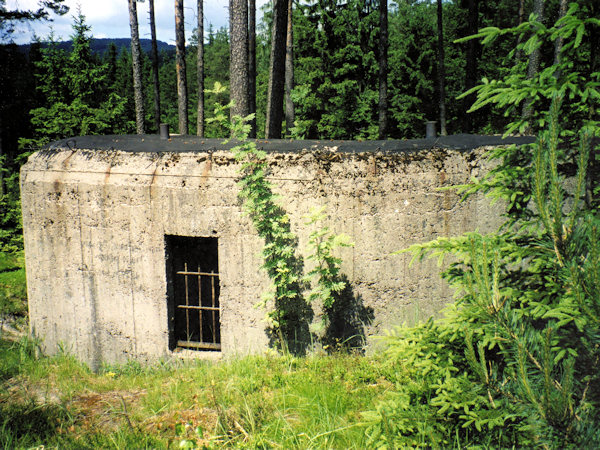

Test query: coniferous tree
[0,0,68,41]
[436,0,447,135]
[175,0,188,134]
[378,0,388,139]
[463,0,479,132]
[34,31,67,106]
[248,0,257,137]
[521,0,545,130]
[149,0,162,132]
[28,13,129,145]
[128,0,145,134]
[229,0,249,120]
[197,0,204,137]
[265,0,288,138]
[284,0,295,137]
[105,42,118,91]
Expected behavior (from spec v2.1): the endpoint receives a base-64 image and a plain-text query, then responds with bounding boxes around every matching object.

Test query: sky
[6,0,269,44]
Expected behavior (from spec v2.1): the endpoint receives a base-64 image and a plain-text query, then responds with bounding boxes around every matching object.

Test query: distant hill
[19,38,175,56]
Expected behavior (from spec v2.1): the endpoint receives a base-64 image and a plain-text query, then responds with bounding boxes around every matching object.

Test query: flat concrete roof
[46,134,536,154]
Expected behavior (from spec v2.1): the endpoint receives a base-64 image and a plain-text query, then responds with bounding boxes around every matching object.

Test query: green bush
[363,319,521,447]
[365,5,600,447]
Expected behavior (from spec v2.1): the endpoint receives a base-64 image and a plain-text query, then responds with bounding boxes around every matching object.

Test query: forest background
[1,0,598,253]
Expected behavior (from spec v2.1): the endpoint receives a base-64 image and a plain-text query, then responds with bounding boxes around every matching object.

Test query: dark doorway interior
[165,235,220,351]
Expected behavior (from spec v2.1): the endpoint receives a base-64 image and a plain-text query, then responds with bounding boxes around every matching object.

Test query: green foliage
[458,2,600,136]
[0,155,23,253]
[208,83,308,353]
[0,251,27,319]
[363,319,519,448]
[387,0,437,137]
[26,13,131,147]
[367,7,600,448]
[67,9,106,105]
[292,0,380,139]
[304,206,353,333]
[0,339,384,448]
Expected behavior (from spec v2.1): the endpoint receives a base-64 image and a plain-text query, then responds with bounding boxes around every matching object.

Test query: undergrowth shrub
[365,6,600,448]
[363,319,520,448]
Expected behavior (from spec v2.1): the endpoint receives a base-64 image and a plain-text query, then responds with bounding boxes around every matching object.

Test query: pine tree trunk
[553,0,568,73]
[265,0,288,139]
[284,0,294,137]
[436,0,447,136]
[248,0,257,138]
[149,0,161,132]
[229,0,249,121]
[521,0,544,130]
[197,0,204,137]
[463,0,478,133]
[378,0,388,140]
[514,0,525,62]
[128,0,146,135]
[175,0,188,135]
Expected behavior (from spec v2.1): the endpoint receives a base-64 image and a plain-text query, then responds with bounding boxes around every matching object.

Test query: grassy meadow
[0,337,395,448]
[1,250,393,448]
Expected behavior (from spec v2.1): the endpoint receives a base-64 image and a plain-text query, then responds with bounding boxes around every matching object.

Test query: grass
[0,251,27,319]
[0,337,393,448]
[0,249,392,448]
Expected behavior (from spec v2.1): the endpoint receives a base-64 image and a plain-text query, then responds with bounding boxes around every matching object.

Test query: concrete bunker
[20,134,533,367]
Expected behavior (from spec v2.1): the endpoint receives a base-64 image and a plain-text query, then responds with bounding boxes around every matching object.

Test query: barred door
[166,236,221,351]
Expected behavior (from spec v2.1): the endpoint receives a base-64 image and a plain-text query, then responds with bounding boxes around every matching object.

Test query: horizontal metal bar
[177,340,221,351]
[176,271,220,277]
[177,305,220,311]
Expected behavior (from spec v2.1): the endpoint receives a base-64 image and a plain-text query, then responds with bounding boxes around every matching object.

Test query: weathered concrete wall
[20,136,531,367]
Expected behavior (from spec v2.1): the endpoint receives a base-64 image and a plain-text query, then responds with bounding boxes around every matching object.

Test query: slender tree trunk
[436,0,447,136]
[175,0,188,134]
[197,0,204,137]
[128,0,146,134]
[284,0,295,137]
[229,0,249,121]
[553,0,568,75]
[149,0,161,132]
[463,0,479,133]
[521,0,544,130]
[265,0,288,139]
[378,0,388,139]
[514,0,525,62]
[248,0,257,137]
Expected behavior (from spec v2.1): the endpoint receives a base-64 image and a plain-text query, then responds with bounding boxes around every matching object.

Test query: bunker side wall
[21,146,502,366]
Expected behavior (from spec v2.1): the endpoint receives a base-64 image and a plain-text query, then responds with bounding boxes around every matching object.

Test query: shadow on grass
[0,400,70,448]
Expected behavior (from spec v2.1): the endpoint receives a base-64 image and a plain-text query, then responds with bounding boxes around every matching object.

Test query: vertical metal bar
[198,264,203,343]
[184,262,190,341]
[211,270,216,343]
